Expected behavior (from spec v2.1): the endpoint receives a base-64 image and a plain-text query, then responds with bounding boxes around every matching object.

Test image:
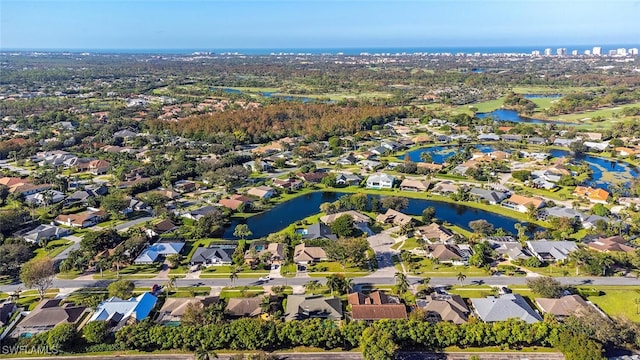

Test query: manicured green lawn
[586,287,640,322]
[403,254,489,277]
[448,285,496,299]
[391,237,420,251]
[34,239,73,259]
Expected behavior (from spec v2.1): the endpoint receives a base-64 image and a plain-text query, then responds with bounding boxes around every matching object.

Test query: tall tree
[20,257,55,299]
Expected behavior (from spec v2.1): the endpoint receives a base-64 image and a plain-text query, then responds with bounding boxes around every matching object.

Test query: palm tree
[166,276,177,293]
[229,265,239,287]
[304,280,321,294]
[569,249,590,275]
[194,345,217,360]
[457,272,466,286]
[260,295,272,315]
[343,277,354,295]
[598,255,614,276]
[394,272,410,295]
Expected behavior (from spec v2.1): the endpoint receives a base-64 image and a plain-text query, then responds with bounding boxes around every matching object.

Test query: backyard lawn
[585,286,640,322]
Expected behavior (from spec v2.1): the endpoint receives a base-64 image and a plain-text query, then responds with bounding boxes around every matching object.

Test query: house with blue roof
[88,292,157,330]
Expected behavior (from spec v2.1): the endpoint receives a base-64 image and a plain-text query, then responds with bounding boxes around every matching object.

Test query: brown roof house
[156,296,217,324]
[375,208,414,226]
[416,223,455,244]
[348,291,407,321]
[293,243,327,265]
[417,294,470,324]
[244,242,286,266]
[535,295,591,319]
[225,297,265,318]
[54,208,107,228]
[11,299,87,338]
[587,236,635,253]
[427,244,468,264]
[399,179,430,192]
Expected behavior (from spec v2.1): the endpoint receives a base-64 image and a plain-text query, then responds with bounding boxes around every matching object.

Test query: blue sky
[1,0,639,49]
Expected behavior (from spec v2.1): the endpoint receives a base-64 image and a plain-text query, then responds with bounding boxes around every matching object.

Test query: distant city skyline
[1,0,639,50]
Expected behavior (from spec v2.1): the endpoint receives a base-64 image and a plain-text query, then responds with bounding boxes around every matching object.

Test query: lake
[476,109,573,125]
[223,191,535,239]
[399,144,497,164]
[550,149,638,192]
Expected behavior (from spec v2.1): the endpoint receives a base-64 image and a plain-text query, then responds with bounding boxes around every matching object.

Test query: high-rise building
[592,47,602,55]
[544,48,552,56]
[629,48,639,56]
[531,50,541,56]
[571,50,578,56]
[609,49,618,56]
[584,50,591,55]
[617,48,627,56]
[557,48,567,56]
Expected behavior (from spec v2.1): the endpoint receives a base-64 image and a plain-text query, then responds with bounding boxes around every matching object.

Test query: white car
[259,276,272,282]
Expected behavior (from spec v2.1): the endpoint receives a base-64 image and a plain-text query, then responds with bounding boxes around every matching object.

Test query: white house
[366,173,395,189]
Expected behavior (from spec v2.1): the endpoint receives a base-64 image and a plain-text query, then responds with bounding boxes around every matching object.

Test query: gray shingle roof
[471,294,542,323]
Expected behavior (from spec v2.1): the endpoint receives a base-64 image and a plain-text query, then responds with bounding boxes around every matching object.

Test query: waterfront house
[301,222,338,241]
[469,188,509,205]
[573,186,610,204]
[471,294,542,323]
[375,208,414,226]
[320,210,370,225]
[244,242,286,266]
[366,173,395,189]
[399,178,430,192]
[134,240,185,264]
[502,194,546,213]
[247,186,275,200]
[415,223,455,244]
[335,173,362,186]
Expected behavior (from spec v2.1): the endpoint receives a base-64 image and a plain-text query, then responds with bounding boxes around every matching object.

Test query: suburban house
[247,186,276,200]
[587,236,635,253]
[320,210,370,225]
[301,222,338,241]
[375,208,414,226]
[365,173,395,189]
[134,240,185,264]
[543,206,585,221]
[89,292,158,330]
[190,244,236,266]
[416,294,470,324]
[244,242,286,266]
[293,243,328,265]
[156,296,217,324]
[431,181,460,195]
[11,299,87,338]
[272,178,303,191]
[471,294,542,323]
[535,295,591,319]
[25,190,66,206]
[399,179,430,192]
[181,205,219,221]
[297,172,328,183]
[335,173,362,186]
[415,223,455,244]
[284,295,343,321]
[173,180,197,193]
[427,244,466,264]
[225,297,265,318]
[243,160,272,172]
[470,188,509,205]
[573,186,610,204]
[485,236,530,261]
[0,301,17,327]
[218,197,249,211]
[54,209,107,228]
[502,194,546,213]
[348,291,407,321]
[526,240,578,262]
[88,159,111,175]
[19,224,70,245]
[145,219,178,238]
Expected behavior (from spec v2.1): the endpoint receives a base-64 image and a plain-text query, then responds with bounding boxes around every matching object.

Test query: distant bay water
[4,45,638,55]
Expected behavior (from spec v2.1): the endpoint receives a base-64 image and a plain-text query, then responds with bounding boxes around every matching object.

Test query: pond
[399,144,497,164]
[550,149,639,192]
[476,109,573,125]
[523,94,563,99]
[223,191,536,239]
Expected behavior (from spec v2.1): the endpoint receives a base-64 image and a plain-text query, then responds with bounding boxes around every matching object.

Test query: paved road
[114,216,154,232]
[2,274,640,293]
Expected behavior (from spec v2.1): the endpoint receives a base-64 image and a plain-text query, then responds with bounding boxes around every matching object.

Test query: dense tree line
[148,103,404,143]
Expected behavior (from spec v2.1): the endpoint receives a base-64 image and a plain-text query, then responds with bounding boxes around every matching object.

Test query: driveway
[366,227,400,277]
[53,235,83,262]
